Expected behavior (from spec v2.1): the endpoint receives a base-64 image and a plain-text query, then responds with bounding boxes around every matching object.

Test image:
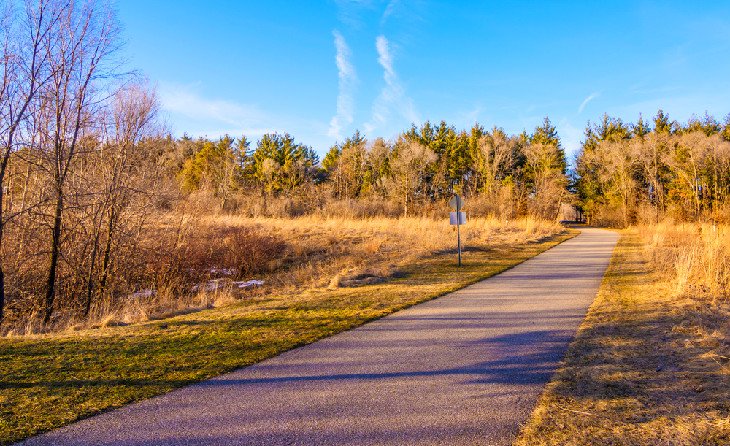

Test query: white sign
[448,195,465,210]
[449,211,466,225]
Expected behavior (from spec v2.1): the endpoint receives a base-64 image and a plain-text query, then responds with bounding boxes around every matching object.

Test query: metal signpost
[449,194,466,266]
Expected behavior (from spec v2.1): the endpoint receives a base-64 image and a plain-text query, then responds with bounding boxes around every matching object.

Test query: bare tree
[83,82,157,316]
[36,0,119,324]
[389,137,436,216]
[0,0,58,324]
[635,132,669,220]
[475,127,515,198]
[523,141,568,219]
[365,137,390,198]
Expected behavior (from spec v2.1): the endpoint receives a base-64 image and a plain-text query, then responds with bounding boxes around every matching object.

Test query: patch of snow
[191,279,263,292]
[192,279,228,292]
[233,280,265,289]
[130,289,155,299]
[209,267,236,276]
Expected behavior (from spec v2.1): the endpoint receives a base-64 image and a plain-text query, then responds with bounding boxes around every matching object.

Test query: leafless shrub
[0,218,287,335]
[143,224,286,294]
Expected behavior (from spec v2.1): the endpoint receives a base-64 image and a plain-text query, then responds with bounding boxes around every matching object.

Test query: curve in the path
[19,228,618,446]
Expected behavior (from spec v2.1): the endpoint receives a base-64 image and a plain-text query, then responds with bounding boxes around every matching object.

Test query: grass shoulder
[0,229,577,445]
[515,229,730,446]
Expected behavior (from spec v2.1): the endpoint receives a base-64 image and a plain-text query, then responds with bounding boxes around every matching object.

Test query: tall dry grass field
[208,214,560,287]
[1,215,561,336]
[639,223,730,302]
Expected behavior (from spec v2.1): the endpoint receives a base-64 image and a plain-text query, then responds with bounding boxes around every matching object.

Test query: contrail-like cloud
[381,0,399,25]
[365,35,419,134]
[578,92,600,114]
[328,30,356,140]
[376,35,395,80]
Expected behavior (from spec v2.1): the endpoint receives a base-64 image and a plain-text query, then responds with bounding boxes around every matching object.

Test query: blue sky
[117,1,730,160]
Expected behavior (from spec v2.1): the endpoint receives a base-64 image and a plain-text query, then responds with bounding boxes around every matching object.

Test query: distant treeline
[173,118,568,219]
[165,109,730,227]
[576,111,730,225]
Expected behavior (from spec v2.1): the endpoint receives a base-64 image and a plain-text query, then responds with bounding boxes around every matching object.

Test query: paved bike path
[20,228,618,446]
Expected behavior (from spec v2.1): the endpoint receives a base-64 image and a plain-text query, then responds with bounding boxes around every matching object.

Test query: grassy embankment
[516,224,730,445]
[0,216,573,444]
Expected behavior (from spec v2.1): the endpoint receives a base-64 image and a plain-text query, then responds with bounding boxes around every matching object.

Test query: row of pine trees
[177,118,568,219]
[173,110,730,226]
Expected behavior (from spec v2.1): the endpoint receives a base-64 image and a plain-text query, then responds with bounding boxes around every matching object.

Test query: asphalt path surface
[20,228,618,446]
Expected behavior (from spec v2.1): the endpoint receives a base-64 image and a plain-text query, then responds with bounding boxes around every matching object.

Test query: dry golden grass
[207,214,562,287]
[515,227,730,446]
[3,215,561,337]
[639,222,730,302]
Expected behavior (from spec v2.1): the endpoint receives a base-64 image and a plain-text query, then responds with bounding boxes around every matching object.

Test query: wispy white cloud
[335,0,409,27]
[607,92,730,124]
[365,35,419,134]
[158,82,272,137]
[158,82,333,152]
[377,35,394,77]
[328,31,356,140]
[628,83,681,96]
[578,92,600,114]
[381,0,399,25]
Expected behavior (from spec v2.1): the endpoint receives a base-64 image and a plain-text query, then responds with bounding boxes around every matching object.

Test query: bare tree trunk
[83,208,105,317]
[84,238,99,317]
[0,1,53,324]
[0,179,5,322]
[713,163,719,219]
[0,266,4,322]
[44,192,62,324]
[40,0,119,326]
[0,144,10,322]
[98,206,116,298]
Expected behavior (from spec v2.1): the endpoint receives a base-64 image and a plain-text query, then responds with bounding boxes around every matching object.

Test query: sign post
[449,194,466,267]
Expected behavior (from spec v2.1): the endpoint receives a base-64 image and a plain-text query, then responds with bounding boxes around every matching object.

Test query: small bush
[143,224,286,295]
